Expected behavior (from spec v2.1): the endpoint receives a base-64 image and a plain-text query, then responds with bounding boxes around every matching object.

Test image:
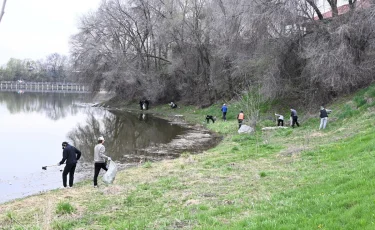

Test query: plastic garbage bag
[103,161,118,184]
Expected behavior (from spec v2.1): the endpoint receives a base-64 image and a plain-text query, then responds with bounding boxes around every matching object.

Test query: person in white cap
[93,136,111,188]
[221,103,228,121]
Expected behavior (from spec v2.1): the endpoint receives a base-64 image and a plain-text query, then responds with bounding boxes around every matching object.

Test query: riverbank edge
[3,86,375,228]
[0,101,223,205]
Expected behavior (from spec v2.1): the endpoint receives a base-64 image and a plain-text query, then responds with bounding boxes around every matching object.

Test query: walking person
[319,106,332,130]
[58,141,81,188]
[237,110,244,129]
[144,99,149,110]
[221,104,228,121]
[290,108,300,128]
[94,136,111,188]
[275,113,284,126]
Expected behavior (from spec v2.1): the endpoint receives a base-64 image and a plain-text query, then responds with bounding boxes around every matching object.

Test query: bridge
[0,81,91,93]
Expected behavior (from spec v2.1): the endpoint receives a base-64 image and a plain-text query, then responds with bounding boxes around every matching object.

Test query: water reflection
[68,110,187,163]
[0,91,90,120]
[0,91,188,203]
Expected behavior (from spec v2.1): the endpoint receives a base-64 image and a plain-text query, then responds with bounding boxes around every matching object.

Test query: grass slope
[1,85,375,229]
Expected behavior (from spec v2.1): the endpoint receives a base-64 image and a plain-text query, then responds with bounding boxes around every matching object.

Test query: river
[0,91,201,203]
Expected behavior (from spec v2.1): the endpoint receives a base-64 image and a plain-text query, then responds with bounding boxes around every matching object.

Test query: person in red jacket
[237,111,244,129]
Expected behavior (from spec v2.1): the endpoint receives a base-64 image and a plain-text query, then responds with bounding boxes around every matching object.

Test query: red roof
[313,0,371,20]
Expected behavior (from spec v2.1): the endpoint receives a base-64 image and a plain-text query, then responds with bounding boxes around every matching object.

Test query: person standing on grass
[319,105,332,130]
[94,136,111,188]
[275,113,284,126]
[290,108,299,128]
[58,142,81,188]
[221,104,228,121]
[237,110,245,129]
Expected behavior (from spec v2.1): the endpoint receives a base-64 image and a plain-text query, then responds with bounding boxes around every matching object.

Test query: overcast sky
[0,0,102,66]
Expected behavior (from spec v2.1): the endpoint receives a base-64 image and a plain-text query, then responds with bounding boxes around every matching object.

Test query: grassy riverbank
[2,86,375,229]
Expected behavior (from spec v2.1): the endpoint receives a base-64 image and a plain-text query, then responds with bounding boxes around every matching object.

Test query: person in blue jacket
[221,104,228,121]
[58,142,81,188]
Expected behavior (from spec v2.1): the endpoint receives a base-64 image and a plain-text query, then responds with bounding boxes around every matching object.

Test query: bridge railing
[0,81,91,92]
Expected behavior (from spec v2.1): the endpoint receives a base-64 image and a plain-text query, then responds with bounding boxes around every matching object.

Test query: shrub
[143,161,152,168]
[353,95,367,108]
[338,104,359,119]
[56,202,75,215]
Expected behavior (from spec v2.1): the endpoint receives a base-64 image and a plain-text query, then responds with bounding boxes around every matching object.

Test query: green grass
[56,202,75,215]
[2,83,375,229]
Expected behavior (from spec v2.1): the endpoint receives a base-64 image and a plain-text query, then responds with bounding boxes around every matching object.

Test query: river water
[0,91,189,203]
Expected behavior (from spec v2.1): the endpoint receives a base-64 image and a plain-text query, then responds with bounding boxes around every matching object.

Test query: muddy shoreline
[107,107,223,161]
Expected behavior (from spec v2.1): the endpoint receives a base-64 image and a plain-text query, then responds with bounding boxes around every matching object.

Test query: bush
[338,104,359,119]
[143,161,152,168]
[353,95,367,108]
[56,202,75,215]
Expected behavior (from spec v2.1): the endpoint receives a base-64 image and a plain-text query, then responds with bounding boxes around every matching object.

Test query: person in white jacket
[93,136,111,188]
[275,113,284,126]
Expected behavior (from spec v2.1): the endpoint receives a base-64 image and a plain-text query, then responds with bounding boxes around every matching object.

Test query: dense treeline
[71,0,375,107]
[0,53,73,82]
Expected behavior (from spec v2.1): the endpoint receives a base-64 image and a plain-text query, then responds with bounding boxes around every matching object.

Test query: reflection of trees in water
[68,110,186,163]
[0,92,90,120]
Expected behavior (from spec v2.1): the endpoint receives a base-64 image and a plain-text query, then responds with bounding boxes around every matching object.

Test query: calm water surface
[0,91,187,203]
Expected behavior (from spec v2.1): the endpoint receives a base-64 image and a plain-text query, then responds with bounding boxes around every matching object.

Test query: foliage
[55,202,75,215]
[0,53,73,82]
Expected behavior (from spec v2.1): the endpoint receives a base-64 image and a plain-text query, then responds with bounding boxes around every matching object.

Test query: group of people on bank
[219,104,332,130]
[58,136,112,188]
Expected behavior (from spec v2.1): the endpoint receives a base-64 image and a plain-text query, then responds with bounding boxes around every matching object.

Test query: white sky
[0,0,102,66]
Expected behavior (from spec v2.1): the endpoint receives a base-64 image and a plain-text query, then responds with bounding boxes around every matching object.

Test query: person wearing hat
[221,104,228,121]
[58,141,81,188]
[94,136,112,188]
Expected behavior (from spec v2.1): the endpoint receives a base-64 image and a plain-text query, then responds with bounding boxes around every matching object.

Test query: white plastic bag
[102,161,118,184]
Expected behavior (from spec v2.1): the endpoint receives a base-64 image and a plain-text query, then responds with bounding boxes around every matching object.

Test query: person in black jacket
[58,142,81,188]
[319,106,332,130]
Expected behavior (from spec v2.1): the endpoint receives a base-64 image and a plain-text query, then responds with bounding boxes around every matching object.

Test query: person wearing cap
[237,110,244,129]
[58,142,81,188]
[221,104,228,121]
[94,136,111,188]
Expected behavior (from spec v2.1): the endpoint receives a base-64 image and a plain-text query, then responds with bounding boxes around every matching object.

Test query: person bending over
[275,113,284,126]
[59,141,81,188]
[93,136,111,188]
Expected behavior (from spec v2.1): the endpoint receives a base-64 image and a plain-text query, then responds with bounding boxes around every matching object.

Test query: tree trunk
[328,0,338,17]
[306,0,324,20]
[349,0,357,10]
[0,0,7,24]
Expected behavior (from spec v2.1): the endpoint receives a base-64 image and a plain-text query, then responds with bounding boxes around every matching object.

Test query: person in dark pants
[275,113,284,126]
[93,136,111,188]
[144,100,149,110]
[58,141,81,188]
[221,104,228,121]
[206,115,216,123]
[290,108,300,128]
[237,111,244,129]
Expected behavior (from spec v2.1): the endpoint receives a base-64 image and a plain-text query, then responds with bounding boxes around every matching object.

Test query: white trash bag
[102,161,118,184]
